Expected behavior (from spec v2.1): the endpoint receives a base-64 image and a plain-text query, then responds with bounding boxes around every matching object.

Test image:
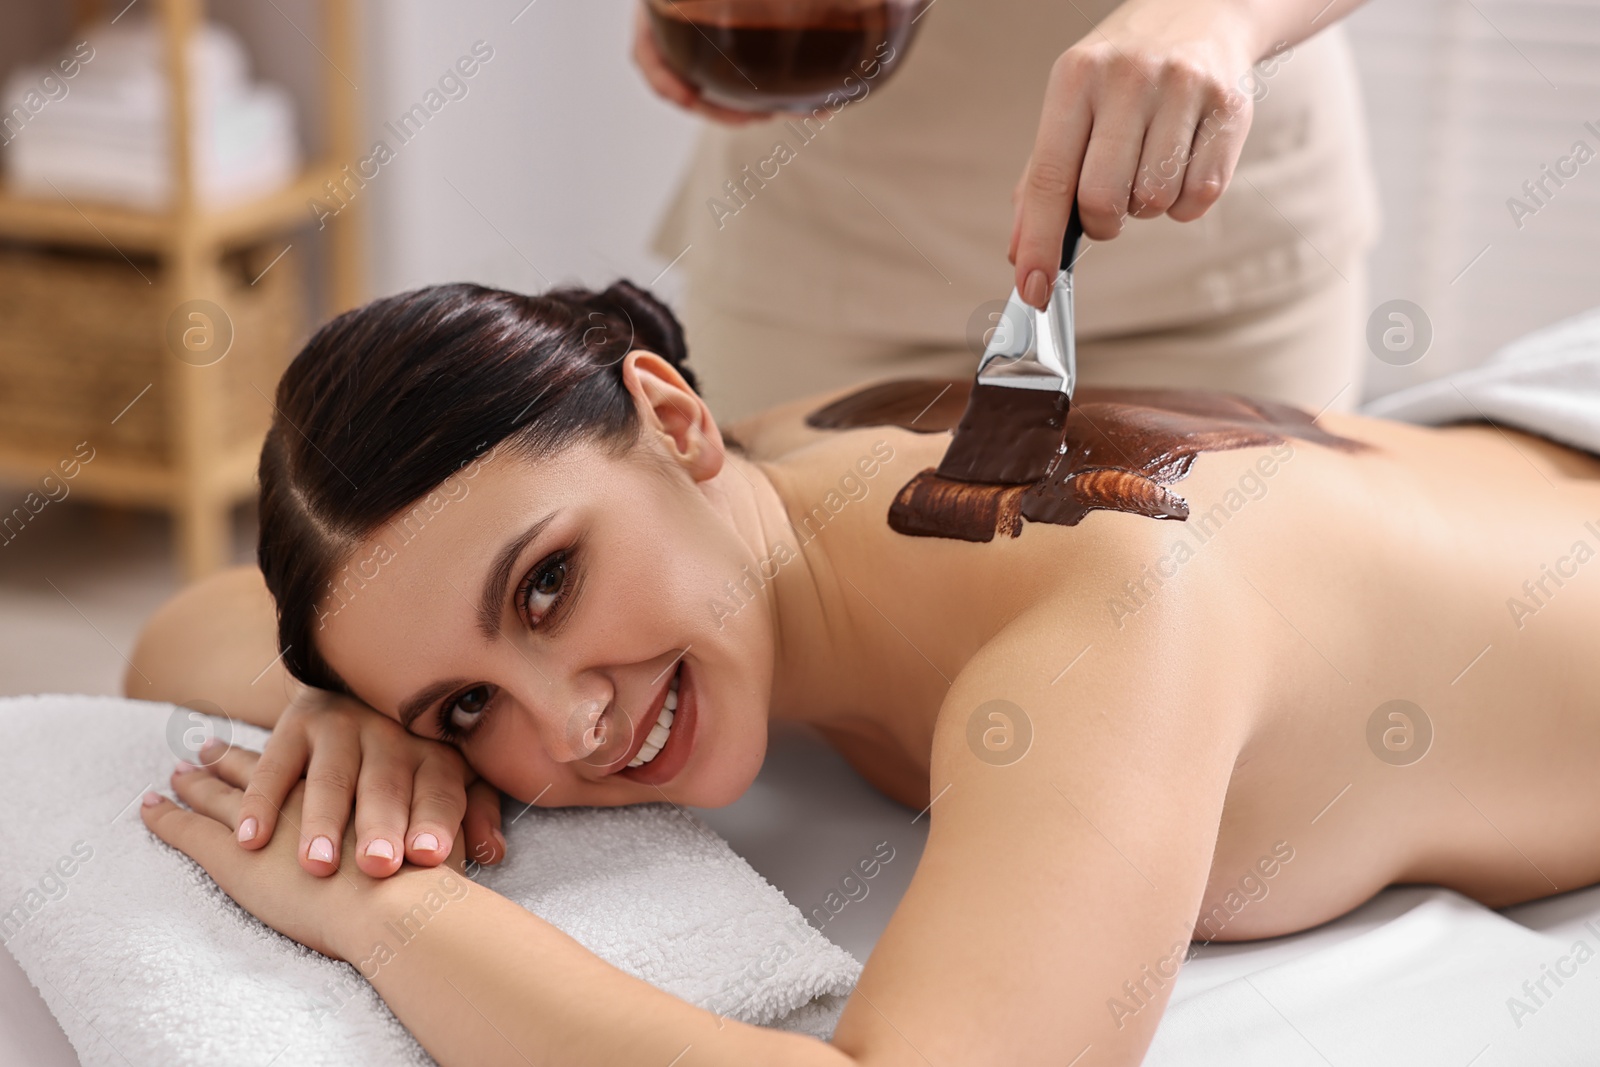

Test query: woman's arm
[356,871,855,1067]
[144,603,1247,1065]
[124,564,304,728]
[339,609,1249,1066]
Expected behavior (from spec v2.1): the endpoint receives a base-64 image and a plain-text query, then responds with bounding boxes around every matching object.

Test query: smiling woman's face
[314,429,776,810]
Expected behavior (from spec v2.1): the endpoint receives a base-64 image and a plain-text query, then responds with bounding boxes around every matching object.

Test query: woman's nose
[544,694,616,767]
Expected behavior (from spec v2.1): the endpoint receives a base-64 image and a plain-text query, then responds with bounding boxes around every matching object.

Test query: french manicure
[308,836,335,863]
[141,791,162,807]
[491,828,506,852]
[173,760,197,775]
[365,839,395,861]
[412,832,440,853]
[237,816,258,843]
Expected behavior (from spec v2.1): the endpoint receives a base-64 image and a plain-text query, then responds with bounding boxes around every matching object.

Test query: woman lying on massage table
[127,281,1600,1067]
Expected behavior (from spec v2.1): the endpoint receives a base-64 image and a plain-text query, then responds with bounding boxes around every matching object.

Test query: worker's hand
[222,687,505,879]
[631,2,774,125]
[1009,0,1279,308]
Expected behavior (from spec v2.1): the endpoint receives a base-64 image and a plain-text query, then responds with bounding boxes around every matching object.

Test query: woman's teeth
[627,670,680,768]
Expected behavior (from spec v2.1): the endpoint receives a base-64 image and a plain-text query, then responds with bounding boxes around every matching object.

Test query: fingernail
[141,791,162,807]
[200,738,225,759]
[308,836,335,863]
[237,816,258,843]
[365,839,395,861]
[491,828,506,852]
[173,760,197,775]
[412,832,440,853]
[1023,269,1048,308]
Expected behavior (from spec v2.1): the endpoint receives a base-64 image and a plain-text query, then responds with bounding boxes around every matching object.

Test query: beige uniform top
[651,0,1379,347]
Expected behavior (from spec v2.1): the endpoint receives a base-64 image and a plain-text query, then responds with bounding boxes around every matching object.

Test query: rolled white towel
[0,694,860,1066]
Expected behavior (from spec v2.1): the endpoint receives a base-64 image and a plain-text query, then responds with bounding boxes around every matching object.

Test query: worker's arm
[1011,0,1371,306]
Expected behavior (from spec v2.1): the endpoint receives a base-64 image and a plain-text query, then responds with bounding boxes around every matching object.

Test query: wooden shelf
[0,434,262,508]
[0,163,342,254]
[0,0,363,579]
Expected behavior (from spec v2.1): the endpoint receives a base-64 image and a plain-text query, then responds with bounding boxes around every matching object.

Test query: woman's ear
[620,350,725,482]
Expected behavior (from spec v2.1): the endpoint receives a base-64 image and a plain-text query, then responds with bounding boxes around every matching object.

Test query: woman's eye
[517,551,570,626]
[441,684,493,740]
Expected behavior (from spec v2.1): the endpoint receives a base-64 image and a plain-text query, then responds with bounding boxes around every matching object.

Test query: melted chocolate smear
[806,377,1368,542]
[936,384,1070,485]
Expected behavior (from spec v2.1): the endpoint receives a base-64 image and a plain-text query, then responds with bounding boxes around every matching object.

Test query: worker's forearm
[1103,0,1370,66]
[1221,0,1371,56]
[356,872,857,1067]
[124,564,304,728]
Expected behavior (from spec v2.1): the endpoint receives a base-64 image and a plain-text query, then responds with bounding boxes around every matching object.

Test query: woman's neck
[711,449,879,734]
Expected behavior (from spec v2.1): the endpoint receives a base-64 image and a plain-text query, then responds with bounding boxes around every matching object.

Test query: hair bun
[572,279,695,391]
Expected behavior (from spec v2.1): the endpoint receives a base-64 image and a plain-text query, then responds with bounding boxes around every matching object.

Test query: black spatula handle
[1061,201,1084,275]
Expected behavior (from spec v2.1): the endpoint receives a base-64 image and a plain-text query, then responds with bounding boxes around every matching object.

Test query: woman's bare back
[735,379,1600,943]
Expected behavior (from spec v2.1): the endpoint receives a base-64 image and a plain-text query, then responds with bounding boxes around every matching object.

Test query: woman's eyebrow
[476,510,559,639]
[399,678,463,731]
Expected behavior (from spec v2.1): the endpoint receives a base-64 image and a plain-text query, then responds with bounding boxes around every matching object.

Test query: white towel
[1362,304,1600,455]
[0,694,859,1066]
[1,19,300,207]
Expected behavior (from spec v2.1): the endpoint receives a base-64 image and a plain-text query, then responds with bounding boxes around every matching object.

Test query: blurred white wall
[1342,0,1600,397]
[351,0,700,299]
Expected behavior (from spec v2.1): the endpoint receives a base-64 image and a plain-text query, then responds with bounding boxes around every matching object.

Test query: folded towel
[1,19,300,207]
[1363,304,1600,455]
[0,694,859,1066]
[6,86,300,208]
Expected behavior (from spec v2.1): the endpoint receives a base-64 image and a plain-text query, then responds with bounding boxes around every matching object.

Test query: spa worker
[636,0,1380,421]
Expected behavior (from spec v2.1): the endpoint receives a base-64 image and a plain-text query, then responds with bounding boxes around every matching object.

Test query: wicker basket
[0,242,303,465]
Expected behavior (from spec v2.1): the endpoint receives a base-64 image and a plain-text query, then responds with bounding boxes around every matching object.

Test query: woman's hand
[224,688,505,879]
[630,2,774,125]
[141,751,469,963]
[1009,0,1273,307]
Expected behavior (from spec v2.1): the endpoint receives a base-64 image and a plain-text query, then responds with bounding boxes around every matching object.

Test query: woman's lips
[618,658,695,786]
[599,663,676,775]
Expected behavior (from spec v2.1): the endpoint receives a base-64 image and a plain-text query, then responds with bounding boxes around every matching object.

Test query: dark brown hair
[257,279,697,692]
